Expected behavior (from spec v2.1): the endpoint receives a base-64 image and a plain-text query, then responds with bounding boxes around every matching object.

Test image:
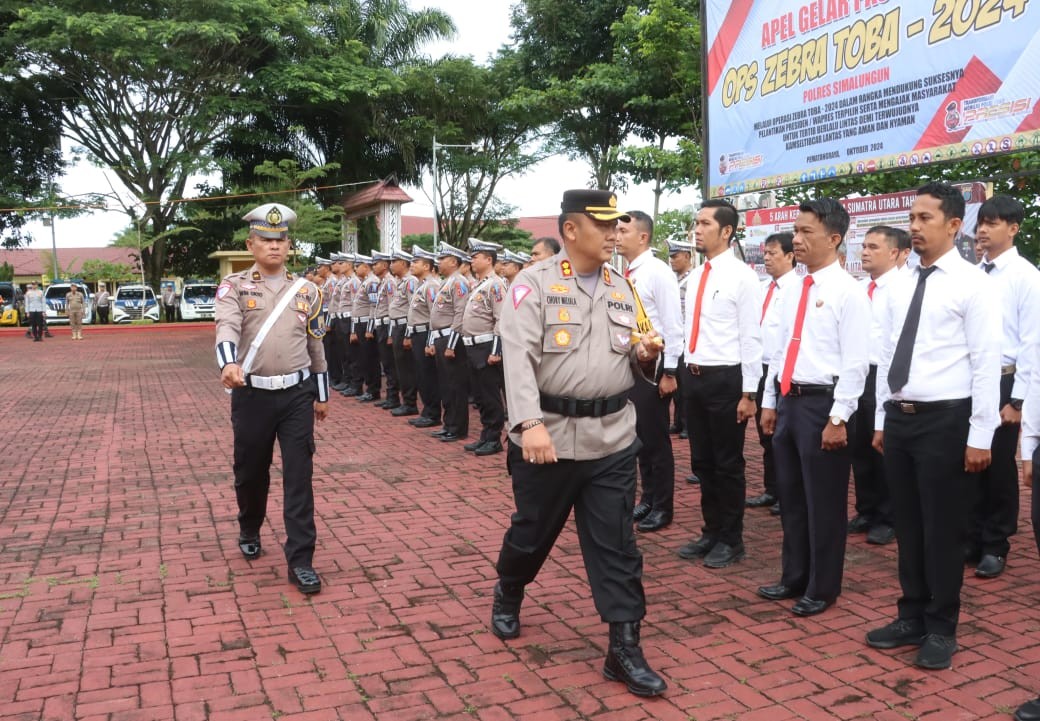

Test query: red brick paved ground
[1,324,1038,721]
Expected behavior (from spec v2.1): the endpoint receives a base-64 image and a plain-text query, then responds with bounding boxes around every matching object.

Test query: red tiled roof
[341,178,414,216]
[0,246,139,277]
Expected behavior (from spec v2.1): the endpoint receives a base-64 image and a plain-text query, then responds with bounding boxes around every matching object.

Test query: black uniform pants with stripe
[630,373,674,513]
[753,367,777,498]
[851,365,891,527]
[683,364,747,546]
[375,324,399,402]
[325,320,345,385]
[231,383,317,567]
[773,393,852,602]
[353,322,381,395]
[411,330,442,421]
[884,399,974,637]
[496,440,646,622]
[970,372,1019,557]
[671,353,686,432]
[467,341,504,444]
[434,335,469,436]
[391,323,418,407]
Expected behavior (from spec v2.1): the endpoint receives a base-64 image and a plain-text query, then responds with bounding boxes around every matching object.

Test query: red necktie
[624,267,632,278]
[867,280,877,300]
[779,275,815,396]
[760,280,777,324]
[687,261,712,354]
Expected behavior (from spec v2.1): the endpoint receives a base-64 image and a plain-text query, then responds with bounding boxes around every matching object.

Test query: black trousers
[434,335,469,435]
[683,364,747,546]
[773,394,852,602]
[353,321,381,395]
[164,304,177,322]
[29,311,44,339]
[391,323,418,406]
[851,366,891,526]
[496,440,646,622]
[342,317,359,387]
[630,373,675,513]
[884,399,974,637]
[411,330,442,421]
[753,367,777,498]
[970,373,1019,556]
[672,353,686,432]
[97,306,109,324]
[1031,446,1040,556]
[325,320,344,385]
[467,341,505,443]
[375,323,399,402]
[231,382,317,566]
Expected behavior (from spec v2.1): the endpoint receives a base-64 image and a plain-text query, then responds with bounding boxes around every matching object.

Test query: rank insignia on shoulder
[252,271,262,281]
[560,260,573,277]
[602,267,613,284]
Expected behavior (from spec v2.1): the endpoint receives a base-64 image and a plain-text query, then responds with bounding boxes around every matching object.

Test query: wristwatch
[829,416,844,426]
[663,368,676,378]
[1010,399,1024,411]
[743,392,756,400]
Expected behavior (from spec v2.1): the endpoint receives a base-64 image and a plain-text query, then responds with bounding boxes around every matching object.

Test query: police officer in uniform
[371,251,400,409]
[350,254,382,402]
[388,248,420,416]
[462,239,507,455]
[66,284,86,340]
[94,283,111,325]
[499,250,527,287]
[325,254,348,391]
[407,246,443,427]
[214,203,330,595]
[429,243,471,442]
[491,189,667,698]
[668,239,694,439]
[338,254,363,396]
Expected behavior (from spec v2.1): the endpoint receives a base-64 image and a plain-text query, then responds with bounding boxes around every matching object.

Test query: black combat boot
[490,582,523,639]
[603,621,667,697]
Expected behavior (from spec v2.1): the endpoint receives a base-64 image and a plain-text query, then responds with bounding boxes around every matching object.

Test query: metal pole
[432,135,438,250]
[49,211,59,281]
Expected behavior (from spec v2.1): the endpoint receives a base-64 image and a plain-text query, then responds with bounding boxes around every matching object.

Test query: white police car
[179,283,218,321]
[112,285,160,323]
[44,282,94,325]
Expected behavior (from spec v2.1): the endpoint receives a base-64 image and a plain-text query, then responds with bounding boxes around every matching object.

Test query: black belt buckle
[786,383,802,397]
[899,402,916,414]
[688,364,702,376]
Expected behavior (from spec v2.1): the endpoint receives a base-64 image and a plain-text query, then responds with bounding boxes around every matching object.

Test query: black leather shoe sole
[746,494,777,508]
[602,665,667,697]
[632,503,652,523]
[463,441,482,452]
[757,584,801,601]
[440,433,464,442]
[474,442,504,456]
[410,418,440,428]
[391,406,420,417]
[792,596,832,616]
[238,537,261,559]
[975,554,1007,578]
[636,512,672,532]
[288,568,321,594]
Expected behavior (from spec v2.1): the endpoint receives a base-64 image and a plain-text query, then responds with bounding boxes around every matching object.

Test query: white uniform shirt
[876,247,1001,449]
[762,259,870,421]
[625,248,684,370]
[979,246,1040,400]
[683,247,763,392]
[760,269,798,369]
[861,266,901,366]
[676,268,692,320]
[1022,340,1040,458]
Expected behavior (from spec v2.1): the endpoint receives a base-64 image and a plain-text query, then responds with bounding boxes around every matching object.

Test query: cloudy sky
[25,1,698,250]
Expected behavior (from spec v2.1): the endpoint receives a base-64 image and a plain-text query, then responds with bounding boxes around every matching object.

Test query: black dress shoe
[636,510,672,532]
[391,405,419,417]
[237,535,261,559]
[704,541,745,568]
[356,393,376,402]
[1015,697,1040,721]
[431,428,451,437]
[374,399,392,408]
[439,432,463,442]
[677,536,716,560]
[914,633,957,669]
[340,387,360,397]
[757,583,801,601]
[632,502,652,523]
[848,514,871,533]
[331,382,349,391]
[463,440,483,452]
[866,524,896,545]
[383,402,401,411]
[866,618,927,649]
[686,473,700,485]
[288,566,322,594]
[975,553,1007,578]
[411,417,440,428]
[791,596,832,617]
[746,493,776,508]
[490,582,523,639]
[474,441,504,456]
[769,502,781,516]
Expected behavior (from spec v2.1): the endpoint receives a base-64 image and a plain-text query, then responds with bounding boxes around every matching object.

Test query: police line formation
[213,185,1040,715]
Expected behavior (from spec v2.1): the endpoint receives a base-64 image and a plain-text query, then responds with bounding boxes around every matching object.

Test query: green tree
[5,0,315,287]
[80,258,135,285]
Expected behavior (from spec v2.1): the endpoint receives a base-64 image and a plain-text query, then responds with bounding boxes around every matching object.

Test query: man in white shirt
[849,226,909,546]
[967,195,1040,578]
[1016,340,1040,721]
[748,232,796,514]
[676,199,762,568]
[617,211,684,532]
[758,199,870,617]
[867,182,1000,671]
[669,240,694,441]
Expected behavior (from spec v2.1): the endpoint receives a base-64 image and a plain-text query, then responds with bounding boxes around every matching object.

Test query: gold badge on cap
[608,195,617,208]
[265,206,283,226]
